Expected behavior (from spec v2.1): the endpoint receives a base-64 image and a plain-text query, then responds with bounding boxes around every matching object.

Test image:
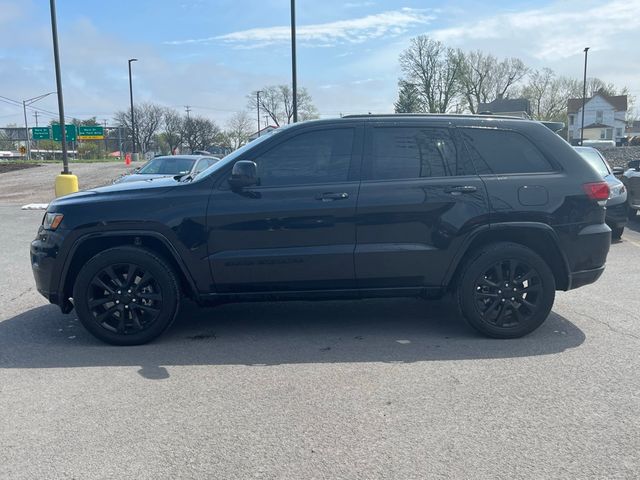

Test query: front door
[206,124,363,293]
[355,123,490,288]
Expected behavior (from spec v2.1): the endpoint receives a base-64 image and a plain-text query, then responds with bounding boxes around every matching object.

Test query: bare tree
[163,108,184,154]
[521,69,581,121]
[458,51,528,113]
[182,116,221,153]
[225,111,253,150]
[247,85,318,126]
[114,102,164,153]
[398,36,462,113]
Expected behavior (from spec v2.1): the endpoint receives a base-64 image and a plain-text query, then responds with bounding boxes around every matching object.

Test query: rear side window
[254,128,354,187]
[460,128,554,175]
[369,127,475,180]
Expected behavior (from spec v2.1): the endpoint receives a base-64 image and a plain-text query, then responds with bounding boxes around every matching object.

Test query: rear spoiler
[540,121,564,133]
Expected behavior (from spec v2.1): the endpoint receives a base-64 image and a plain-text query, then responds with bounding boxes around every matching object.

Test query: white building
[567,93,627,145]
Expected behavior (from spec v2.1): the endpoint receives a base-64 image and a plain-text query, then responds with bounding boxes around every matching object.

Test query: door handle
[316,192,349,202]
[444,185,477,194]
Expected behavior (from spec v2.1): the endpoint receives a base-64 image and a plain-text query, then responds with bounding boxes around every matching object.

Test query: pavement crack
[563,305,640,341]
[8,287,33,303]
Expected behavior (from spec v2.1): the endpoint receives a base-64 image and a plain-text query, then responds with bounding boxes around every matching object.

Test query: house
[566,93,627,145]
[478,95,532,118]
[247,125,278,142]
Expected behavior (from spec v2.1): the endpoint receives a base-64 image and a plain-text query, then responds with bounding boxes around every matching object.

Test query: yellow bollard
[54,173,79,197]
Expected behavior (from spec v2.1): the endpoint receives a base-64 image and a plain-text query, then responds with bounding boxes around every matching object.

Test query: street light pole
[580,47,589,146]
[290,0,298,123]
[22,92,56,162]
[49,0,69,174]
[256,90,262,137]
[128,58,138,158]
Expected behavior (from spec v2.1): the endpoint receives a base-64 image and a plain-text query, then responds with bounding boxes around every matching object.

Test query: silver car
[114,155,219,184]
[574,147,628,239]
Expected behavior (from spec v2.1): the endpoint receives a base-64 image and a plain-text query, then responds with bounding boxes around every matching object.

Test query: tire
[629,207,638,220]
[456,242,556,339]
[73,246,180,345]
[612,227,624,240]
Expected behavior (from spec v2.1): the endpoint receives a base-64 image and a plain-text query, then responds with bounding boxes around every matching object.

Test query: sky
[1,0,639,130]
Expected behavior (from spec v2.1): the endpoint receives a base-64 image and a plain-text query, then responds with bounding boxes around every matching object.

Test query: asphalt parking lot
[1,201,639,478]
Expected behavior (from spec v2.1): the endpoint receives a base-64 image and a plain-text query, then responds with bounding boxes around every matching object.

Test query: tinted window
[574,148,610,177]
[370,127,473,180]
[461,128,554,174]
[138,157,196,175]
[254,128,354,187]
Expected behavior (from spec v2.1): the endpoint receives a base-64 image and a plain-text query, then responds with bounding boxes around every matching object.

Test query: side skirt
[196,286,444,306]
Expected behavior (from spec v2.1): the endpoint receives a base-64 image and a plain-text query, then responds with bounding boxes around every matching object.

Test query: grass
[3,157,132,164]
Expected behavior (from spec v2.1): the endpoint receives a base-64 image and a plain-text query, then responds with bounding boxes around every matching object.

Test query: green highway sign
[78,125,104,140]
[31,127,51,140]
[52,124,77,142]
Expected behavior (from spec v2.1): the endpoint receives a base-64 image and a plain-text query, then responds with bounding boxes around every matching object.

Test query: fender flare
[58,229,199,301]
[442,222,571,287]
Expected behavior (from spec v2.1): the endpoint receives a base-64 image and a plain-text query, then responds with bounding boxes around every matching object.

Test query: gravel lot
[1,194,639,478]
[0,161,142,204]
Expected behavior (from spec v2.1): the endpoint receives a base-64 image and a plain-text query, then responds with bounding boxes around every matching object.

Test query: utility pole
[290,0,298,123]
[49,0,69,174]
[185,105,191,119]
[22,101,30,160]
[117,125,123,161]
[33,112,40,127]
[102,119,108,153]
[580,47,590,147]
[256,91,262,137]
[128,58,138,158]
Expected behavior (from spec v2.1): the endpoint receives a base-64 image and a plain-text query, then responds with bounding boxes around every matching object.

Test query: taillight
[583,182,610,201]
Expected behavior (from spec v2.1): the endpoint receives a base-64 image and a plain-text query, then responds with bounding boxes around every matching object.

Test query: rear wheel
[73,246,180,345]
[612,227,624,239]
[457,242,555,338]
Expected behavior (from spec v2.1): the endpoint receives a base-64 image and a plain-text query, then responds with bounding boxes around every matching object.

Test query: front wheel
[456,243,555,339]
[73,246,180,345]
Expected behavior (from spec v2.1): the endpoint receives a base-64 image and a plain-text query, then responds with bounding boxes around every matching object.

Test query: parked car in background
[32,115,612,345]
[113,155,219,184]
[574,147,627,239]
[622,159,640,219]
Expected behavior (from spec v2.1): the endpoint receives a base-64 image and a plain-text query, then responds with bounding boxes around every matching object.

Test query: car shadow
[0,298,585,378]
[625,215,640,234]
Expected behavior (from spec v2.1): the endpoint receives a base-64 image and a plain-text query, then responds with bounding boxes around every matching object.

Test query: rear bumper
[560,222,611,291]
[568,265,605,290]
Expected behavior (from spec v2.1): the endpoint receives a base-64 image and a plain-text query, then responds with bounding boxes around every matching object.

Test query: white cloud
[165,8,433,47]
[432,0,640,61]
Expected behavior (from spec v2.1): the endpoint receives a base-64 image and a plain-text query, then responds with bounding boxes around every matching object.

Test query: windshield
[192,127,284,181]
[138,157,196,175]
[575,148,611,177]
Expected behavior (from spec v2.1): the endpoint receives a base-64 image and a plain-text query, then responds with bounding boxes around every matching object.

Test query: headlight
[43,212,64,230]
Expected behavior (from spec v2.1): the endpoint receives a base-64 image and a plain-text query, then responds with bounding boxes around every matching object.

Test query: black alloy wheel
[87,263,163,336]
[457,242,555,338]
[473,259,542,329]
[74,247,180,345]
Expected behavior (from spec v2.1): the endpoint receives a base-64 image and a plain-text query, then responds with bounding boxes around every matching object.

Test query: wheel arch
[60,231,198,308]
[445,222,570,291]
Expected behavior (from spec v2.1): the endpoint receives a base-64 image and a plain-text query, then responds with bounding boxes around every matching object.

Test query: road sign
[31,127,51,140]
[52,124,77,142]
[78,125,104,140]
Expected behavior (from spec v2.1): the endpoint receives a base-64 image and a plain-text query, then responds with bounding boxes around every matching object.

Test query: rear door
[355,122,490,288]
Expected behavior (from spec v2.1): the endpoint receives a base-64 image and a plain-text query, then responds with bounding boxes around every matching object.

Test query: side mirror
[612,166,624,175]
[228,160,258,189]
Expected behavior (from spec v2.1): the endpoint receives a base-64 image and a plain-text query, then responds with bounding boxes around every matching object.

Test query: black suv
[31,115,611,345]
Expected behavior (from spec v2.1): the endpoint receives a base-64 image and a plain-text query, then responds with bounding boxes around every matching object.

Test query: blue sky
[1,0,639,129]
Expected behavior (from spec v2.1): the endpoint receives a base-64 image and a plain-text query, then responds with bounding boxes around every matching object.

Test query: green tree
[394,80,423,113]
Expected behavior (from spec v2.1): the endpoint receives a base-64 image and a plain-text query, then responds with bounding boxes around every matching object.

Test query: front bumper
[30,227,65,306]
